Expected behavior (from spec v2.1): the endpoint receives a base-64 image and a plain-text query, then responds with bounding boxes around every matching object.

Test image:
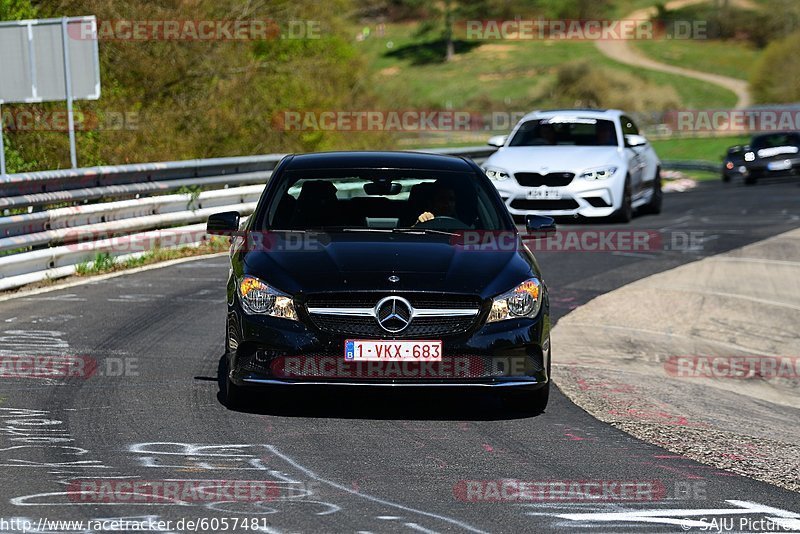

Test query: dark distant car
[722,145,747,183]
[207,151,555,413]
[738,132,800,185]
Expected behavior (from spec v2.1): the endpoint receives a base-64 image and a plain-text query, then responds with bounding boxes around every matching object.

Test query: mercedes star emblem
[375,296,413,333]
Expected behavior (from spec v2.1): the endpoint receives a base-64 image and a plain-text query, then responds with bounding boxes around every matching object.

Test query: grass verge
[650,135,750,161]
[631,39,759,82]
[73,237,230,277]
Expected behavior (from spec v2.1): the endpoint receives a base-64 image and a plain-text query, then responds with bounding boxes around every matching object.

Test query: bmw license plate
[345,340,442,361]
[768,160,792,171]
[527,188,562,200]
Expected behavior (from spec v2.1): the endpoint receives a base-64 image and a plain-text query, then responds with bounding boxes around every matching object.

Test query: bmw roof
[517,109,625,123]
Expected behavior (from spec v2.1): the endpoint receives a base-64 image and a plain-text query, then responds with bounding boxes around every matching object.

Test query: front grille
[310,314,475,338]
[514,172,574,187]
[306,293,480,309]
[510,198,580,211]
[303,293,482,338]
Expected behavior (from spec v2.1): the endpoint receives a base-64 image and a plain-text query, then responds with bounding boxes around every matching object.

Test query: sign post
[0,16,101,175]
[61,17,78,169]
[0,101,5,176]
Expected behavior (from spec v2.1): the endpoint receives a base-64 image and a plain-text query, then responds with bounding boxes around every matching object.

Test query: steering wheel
[415,216,471,231]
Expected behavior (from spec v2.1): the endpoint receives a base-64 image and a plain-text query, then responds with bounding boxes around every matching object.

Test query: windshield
[509,118,619,147]
[259,169,511,232]
[752,133,800,150]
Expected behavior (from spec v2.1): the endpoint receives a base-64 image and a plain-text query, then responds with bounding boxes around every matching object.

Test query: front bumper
[227,306,551,388]
[746,157,800,178]
[493,178,619,218]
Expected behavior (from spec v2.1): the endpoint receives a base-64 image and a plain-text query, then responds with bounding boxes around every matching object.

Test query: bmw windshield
[509,118,619,147]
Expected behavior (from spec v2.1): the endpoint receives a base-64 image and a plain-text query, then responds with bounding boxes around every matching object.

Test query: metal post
[61,17,78,169]
[0,101,6,176]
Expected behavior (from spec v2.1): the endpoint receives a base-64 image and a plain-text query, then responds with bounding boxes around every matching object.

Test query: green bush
[540,61,681,112]
[654,1,800,48]
[0,0,36,19]
[750,32,800,104]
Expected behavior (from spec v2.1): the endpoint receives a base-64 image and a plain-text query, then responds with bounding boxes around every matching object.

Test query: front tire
[640,168,663,215]
[223,338,247,410]
[610,176,633,223]
[225,374,246,409]
[500,343,551,414]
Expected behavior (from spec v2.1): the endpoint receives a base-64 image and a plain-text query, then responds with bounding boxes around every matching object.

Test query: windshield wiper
[337,228,392,233]
[310,227,459,236]
[391,228,459,237]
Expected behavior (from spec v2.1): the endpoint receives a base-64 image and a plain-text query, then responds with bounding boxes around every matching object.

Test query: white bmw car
[482,109,662,222]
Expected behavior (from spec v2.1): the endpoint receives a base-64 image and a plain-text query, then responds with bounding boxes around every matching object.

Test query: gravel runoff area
[552,228,800,493]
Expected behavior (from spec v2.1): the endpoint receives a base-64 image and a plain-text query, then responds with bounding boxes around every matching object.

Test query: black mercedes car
[207,151,555,412]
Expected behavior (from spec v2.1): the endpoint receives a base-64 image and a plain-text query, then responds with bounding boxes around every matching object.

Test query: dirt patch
[476,44,516,59]
[478,69,538,82]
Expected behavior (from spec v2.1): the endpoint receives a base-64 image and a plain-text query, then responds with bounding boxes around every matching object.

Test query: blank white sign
[0,16,100,104]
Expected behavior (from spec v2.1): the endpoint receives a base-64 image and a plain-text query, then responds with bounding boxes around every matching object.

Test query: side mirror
[207,211,240,235]
[525,215,556,238]
[624,134,648,148]
[487,135,508,148]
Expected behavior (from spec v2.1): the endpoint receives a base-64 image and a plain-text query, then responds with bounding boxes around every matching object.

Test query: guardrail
[661,160,722,173]
[0,146,718,292]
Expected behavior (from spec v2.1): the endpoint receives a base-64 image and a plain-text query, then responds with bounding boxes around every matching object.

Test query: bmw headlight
[484,167,510,181]
[238,276,297,319]
[488,278,543,323]
[580,166,618,180]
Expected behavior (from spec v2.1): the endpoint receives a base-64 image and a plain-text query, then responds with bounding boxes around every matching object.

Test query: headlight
[580,166,618,180]
[484,167,510,181]
[744,152,755,162]
[487,278,543,323]
[238,276,297,319]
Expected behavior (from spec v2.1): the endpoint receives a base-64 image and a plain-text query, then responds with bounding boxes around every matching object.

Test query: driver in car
[417,183,458,224]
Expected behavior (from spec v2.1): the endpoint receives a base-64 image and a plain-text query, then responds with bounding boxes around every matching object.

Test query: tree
[0,0,36,20]
[404,0,490,62]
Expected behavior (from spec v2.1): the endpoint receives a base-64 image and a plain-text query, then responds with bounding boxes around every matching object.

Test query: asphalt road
[0,178,799,533]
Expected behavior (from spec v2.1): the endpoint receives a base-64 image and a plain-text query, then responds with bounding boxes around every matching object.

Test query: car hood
[486,146,622,173]
[755,145,800,160]
[241,232,534,298]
